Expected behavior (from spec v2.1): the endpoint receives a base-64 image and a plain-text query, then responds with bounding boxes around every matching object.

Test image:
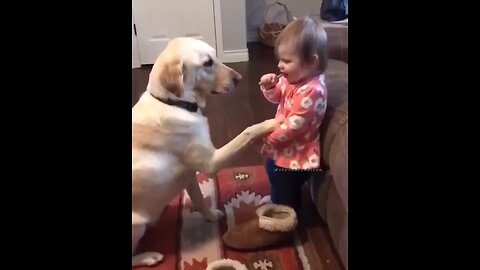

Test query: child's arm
[261,85,282,104]
[264,86,326,147]
[259,74,283,104]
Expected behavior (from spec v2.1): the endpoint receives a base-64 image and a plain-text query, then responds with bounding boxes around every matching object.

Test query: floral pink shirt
[260,74,327,170]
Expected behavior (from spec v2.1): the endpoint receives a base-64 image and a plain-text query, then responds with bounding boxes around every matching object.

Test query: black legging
[265,158,312,212]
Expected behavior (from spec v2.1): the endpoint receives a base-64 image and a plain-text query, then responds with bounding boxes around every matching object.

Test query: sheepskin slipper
[223,203,298,250]
[206,259,248,270]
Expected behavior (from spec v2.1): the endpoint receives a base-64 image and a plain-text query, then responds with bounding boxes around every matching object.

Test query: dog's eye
[203,58,214,67]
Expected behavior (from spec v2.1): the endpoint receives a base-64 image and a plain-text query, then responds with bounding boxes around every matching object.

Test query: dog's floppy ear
[159,55,184,98]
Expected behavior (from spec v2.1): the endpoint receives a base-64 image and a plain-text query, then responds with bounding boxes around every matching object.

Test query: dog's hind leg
[132,251,164,267]
[186,180,223,222]
[132,214,164,267]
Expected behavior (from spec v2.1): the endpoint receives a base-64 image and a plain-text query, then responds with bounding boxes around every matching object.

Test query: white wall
[132,0,324,64]
[246,0,323,42]
[245,0,267,42]
[220,0,322,62]
[220,0,249,62]
[219,0,324,61]
[221,0,247,51]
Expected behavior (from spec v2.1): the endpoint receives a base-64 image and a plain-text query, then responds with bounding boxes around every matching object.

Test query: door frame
[213,0,224,61]
[132,13,141,68]
[131,0,225,68]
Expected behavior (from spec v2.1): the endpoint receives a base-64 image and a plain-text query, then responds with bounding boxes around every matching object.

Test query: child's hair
[275,16,328,74]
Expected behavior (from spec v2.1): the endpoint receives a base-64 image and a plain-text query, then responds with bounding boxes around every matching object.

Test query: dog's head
[147,37,242,108]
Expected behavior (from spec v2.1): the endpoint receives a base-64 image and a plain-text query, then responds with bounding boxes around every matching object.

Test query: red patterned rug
[135,165,320,270]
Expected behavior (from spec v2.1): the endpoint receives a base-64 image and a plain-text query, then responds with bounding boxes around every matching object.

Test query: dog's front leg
[186,180,223,222]
[204,118,280,174]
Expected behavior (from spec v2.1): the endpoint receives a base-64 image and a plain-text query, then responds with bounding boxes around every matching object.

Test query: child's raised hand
[259,73,279,89]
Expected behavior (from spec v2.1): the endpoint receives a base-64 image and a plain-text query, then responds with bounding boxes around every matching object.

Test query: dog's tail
[132,212,149,225]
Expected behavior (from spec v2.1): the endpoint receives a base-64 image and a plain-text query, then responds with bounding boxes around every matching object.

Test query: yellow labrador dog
[132,37,280,267]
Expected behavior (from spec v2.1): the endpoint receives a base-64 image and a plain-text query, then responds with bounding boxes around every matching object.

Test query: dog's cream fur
[132,37,280,267]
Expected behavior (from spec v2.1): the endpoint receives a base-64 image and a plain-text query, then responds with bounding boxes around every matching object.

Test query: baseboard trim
[222,49,249,63]
[132,61,141,69]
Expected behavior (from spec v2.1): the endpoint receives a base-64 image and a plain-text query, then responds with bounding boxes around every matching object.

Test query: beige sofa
[309,26,348,269]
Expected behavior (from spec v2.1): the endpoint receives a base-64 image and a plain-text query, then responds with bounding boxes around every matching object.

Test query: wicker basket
[258,1,293,47]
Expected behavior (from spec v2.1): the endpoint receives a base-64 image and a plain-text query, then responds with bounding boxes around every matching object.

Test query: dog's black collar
[150,93,199,113]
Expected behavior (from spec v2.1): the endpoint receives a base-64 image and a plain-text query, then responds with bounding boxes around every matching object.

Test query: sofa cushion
[310,170,348,266]
[310,58,348,268]
[318,58,348,210]
[325,27,348,63]
[309,26,348,268]
[321,59,348,170]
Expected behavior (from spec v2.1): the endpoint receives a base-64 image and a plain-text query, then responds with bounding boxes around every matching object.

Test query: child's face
[277,42,316,84]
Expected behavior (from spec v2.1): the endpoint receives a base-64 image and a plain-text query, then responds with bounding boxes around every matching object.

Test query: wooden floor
[132,42,345,270]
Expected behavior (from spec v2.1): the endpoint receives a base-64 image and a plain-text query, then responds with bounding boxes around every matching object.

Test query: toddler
[259,16,328,212]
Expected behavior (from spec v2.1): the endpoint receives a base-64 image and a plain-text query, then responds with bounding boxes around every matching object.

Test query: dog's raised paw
[204,209,224,222]
[132,252,164,267]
